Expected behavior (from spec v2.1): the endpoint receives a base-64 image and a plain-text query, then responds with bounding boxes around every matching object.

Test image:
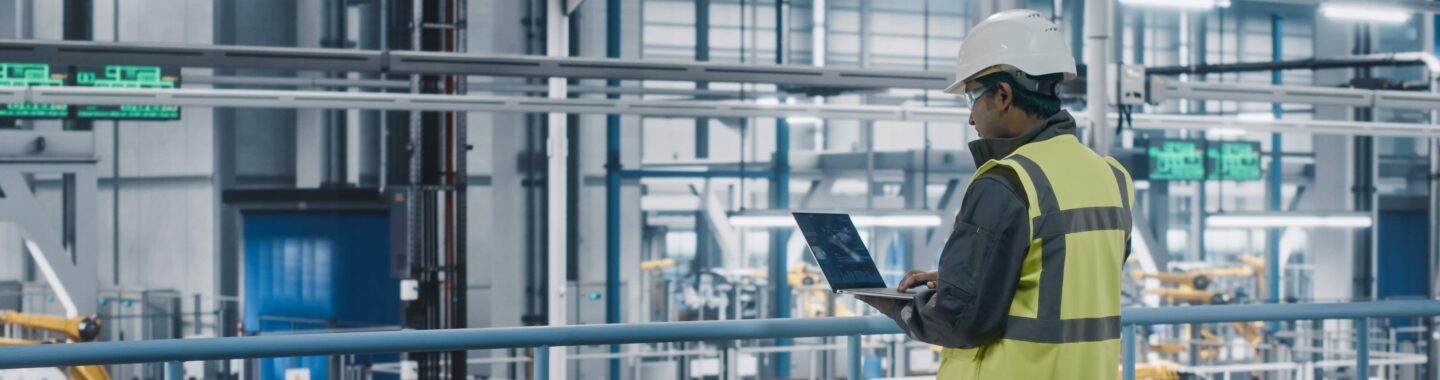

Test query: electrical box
[1116,64,1148,105]
[400,279,419,301]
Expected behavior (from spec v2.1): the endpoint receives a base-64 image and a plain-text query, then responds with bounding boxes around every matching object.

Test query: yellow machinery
[785,264,857,317]
[1130,256,1271,369]
[1131,255,1267,305]
[1,310,110,380]
[1127,361,1201,380]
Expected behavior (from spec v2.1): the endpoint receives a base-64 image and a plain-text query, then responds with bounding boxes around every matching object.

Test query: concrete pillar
[1307,13,1357,301]
[1085,0,1113,155]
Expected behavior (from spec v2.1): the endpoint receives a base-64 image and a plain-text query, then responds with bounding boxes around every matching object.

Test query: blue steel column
[848,335,862,380]
[605,0,622,379]
[536,345,550,380]
[1122,326,1135,380]
[167,361,181,380]
[1357,318,1369,377]
[770,118,792,377]
[769,0,792,377]
[1268,14,1283,306]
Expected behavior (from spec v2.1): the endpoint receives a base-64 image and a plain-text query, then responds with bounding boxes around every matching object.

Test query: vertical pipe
[605,1,622,380]
[695,0,710,160]
[1357,318,1369,378]
[450,0,469,376]
[193,294,201,335]
[1430,69,1440,380]
[769,115,792,378]
[1268,14,1283,306]
[535,346,549,380]
[1426,19,1440,380]
[545,0,569,378]
[770,1,791,377]
[167,361,181,380]
[1123,325,1135,380]
[1085,0,1113,155]
[921,0,930,210]
[848,334,862,380]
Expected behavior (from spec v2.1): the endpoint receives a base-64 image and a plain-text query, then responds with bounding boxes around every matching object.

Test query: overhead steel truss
[0,39,954,89]
[1151,77,1440,111]
[6,85,1440,138]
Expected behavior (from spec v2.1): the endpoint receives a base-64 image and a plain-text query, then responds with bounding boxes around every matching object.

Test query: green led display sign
[1207,141,1262,181]
[0,62,69,118]
[1147,139,1264,182]
[0,62,180,120]
[74,65,180,120]
[1147,139,1206,180]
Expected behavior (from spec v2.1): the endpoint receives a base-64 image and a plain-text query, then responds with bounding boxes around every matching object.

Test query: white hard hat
[942,9,1076,94]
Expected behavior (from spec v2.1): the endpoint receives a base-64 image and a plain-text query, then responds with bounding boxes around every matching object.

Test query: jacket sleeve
[880,168,1031,348]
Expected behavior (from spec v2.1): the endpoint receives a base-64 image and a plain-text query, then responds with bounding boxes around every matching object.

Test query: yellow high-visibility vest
[938,133,1134,379]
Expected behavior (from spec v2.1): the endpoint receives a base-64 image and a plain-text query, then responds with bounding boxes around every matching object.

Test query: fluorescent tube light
[786,116,823,125]
[1235,112,1275,122]
[1320,3,1410,24]
[1206,212,1373,229]
[1208,128,1249,138]
[1119,0,1224,10]
[728,215,795,227]
[729,211,943,228]
[849,215,944,227]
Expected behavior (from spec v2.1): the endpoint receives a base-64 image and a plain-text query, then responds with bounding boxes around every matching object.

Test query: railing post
[1123,325,1135,380]
[848,334,862,380]
[167,360,182,380]
[1356,318,1368,379]
[536,346,549,380]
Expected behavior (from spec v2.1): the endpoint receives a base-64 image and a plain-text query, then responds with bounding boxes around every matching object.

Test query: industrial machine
[0,311,109,380]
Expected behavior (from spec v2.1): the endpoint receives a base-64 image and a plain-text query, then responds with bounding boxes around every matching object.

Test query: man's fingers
[926,281,938,289]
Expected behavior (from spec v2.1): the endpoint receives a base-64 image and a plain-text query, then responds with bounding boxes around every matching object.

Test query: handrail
[0,300,1437,378]
[0,316,902,369]
[1121,299,1440,325]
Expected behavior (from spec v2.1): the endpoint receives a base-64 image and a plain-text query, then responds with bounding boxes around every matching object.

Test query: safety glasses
[962,85,992,108]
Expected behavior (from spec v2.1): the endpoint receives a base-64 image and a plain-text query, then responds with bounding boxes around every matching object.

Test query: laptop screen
[792,212,888,290]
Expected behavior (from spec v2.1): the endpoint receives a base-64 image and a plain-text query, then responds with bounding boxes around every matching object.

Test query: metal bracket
[0,131,96,159]
[565,0,586,15]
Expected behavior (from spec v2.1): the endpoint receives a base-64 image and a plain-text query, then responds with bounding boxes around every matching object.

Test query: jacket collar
[967,110,1077,167]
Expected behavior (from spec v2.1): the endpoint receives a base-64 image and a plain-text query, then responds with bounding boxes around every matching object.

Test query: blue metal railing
[0,300,1437,379]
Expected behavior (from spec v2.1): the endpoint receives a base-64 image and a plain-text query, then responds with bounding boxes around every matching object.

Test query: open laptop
[792,212,918,300]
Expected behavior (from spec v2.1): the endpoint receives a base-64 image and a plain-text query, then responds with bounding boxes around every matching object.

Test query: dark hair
[975,72,1063,118]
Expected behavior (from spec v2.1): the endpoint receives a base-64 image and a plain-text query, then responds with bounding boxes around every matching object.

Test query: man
[857,10,1134,379]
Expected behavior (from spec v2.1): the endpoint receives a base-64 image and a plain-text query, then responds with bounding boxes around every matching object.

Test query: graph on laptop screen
[794,213,887,289]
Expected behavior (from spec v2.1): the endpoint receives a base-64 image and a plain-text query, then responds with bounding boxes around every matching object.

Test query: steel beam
[1152,76,1440,112]
[0,39,953,89]
[0,166,99,318]
[0,131,94,157]
[14,86,1440,139]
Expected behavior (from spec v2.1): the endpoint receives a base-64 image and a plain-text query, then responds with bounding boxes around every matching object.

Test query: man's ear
[994,82,1013,112]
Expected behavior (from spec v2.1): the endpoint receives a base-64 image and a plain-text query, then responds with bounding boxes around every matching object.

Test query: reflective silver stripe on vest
[1033,207,1133,238]
[1004,316,1122,344]
[1109,163,1130,210]
[1008,155,1066,320]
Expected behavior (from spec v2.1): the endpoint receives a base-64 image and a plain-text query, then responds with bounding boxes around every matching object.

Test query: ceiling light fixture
[1119,0,1226,10]
[1206,212,1373,229]
[1320,3,1411,24]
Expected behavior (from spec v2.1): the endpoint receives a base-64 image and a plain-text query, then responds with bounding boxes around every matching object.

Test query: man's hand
[855,295,898,316]
[897,270,939,292]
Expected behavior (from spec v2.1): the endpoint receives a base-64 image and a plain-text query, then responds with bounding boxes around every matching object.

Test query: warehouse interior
[0,0,1439,379]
